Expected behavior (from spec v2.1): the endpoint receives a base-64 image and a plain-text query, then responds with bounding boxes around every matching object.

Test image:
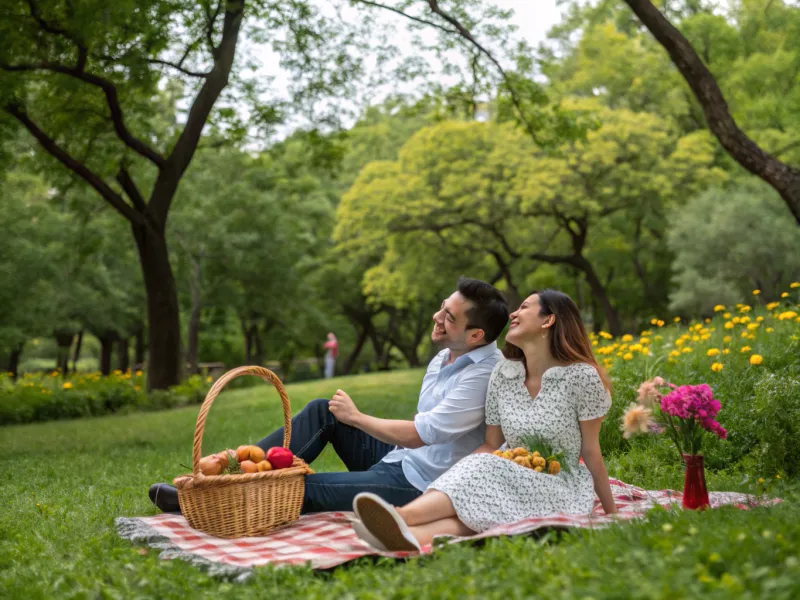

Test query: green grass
[1,361,799,598]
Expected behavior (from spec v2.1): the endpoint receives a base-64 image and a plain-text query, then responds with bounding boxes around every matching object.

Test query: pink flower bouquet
[622,377,727,458]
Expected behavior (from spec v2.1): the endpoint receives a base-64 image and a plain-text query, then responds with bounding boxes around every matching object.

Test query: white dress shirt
[381,341,502,490]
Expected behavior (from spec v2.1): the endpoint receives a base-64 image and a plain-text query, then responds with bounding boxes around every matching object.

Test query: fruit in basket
[512,447,528,457]
[547,460,561,475]
[240,460,258,473]
[248,446,266,463]
[266,447,294,469]
[256,460,273,472]
[216,449,236,464]
[492,450,503,456]
[532,456,546,468]
[236,445,251,462]
[199,455,224,476]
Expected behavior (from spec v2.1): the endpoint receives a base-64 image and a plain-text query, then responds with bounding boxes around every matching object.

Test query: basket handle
[192,366,292,477]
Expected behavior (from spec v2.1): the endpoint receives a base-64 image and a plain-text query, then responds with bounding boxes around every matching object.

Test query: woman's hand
[471,425,505,455]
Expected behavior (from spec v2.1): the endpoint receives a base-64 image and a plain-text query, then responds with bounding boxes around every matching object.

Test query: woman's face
[505,294,552,345]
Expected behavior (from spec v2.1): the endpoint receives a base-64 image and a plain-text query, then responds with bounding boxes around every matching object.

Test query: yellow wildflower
[766,327,774,333]
[740,346,752,353]
[713,305,726,312]
[752,289,760,295]
[673,317,681,323]
[723,312,731,319]
[732,317,741,324]
[778,311,798,321]
[740,305,751,313]
[750,354,763,366]
[723,349,729,355]
[782,292,790,298]
[706,348,720,357]
[670,350,680,358]
[747,323,759,330]
[790,282,800,288]
[681,347,692,353]
[622,352,634,361]
[724,322,734,330]
[62,382,73,390]
[723,336,732,343]
[767,302,780,311]
[622,334,633,342]
[711,363,724,372]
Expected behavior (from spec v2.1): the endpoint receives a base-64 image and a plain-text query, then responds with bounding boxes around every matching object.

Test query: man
[149,277,508,513]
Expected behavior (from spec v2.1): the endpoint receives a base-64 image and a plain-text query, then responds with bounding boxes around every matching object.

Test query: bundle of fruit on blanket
[492,434,569,475]
[197,445,295,476]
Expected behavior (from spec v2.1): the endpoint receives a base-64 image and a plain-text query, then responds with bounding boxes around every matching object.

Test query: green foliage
[0,371,208,425]
[667,182,800,314]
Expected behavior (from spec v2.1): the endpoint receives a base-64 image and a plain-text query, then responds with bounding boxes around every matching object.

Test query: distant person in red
[323,332,338,379]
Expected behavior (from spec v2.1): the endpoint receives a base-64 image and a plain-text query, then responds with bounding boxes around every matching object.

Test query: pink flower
[660,384,726,439]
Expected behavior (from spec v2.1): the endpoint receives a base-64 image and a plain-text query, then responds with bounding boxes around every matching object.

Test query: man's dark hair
[456,276,509,344]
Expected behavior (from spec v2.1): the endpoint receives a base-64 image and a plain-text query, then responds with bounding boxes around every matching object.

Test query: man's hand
[329,389,361,426]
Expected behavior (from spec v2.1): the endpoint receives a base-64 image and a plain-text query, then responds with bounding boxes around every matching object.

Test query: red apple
[266,447,294,469]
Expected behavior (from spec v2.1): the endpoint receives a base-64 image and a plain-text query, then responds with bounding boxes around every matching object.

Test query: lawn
[2,306,800,598]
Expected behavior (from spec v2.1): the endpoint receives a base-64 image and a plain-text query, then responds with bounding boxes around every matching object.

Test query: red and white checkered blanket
[116,479,777,577]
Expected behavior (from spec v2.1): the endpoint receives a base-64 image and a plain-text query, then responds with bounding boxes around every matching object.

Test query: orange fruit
[248,446,266,463]
[236,445,251,462]
[240,460,258,473]
[256,460,273,472]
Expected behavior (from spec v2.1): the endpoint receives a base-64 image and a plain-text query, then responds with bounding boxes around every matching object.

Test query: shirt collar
[445,341,498,368]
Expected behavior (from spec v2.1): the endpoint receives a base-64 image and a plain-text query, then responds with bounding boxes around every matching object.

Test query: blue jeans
[256,398,422,513]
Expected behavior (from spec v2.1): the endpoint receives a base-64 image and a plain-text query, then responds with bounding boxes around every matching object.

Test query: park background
[1,0,800,597]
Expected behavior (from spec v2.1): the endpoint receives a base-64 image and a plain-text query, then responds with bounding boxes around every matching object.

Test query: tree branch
[0,61,166,167]
[148,0,245,224]
[146,58,210,78]
[352,0,459,35]
[116,165,147,212]
[624,0,800,225]
[423,0,542,144]
[5,103,143,225]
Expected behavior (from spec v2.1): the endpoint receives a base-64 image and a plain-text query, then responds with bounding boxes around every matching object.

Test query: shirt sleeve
[576,365,612,421]
[484,364,502,426]
[414,367,492,445]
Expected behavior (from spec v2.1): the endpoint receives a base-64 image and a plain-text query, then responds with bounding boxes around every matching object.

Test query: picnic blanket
[115,478,778,579]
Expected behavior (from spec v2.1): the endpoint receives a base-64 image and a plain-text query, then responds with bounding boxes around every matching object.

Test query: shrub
[0,370,210,425]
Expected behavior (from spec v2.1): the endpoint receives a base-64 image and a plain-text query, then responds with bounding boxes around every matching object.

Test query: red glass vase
[682,454,709,510]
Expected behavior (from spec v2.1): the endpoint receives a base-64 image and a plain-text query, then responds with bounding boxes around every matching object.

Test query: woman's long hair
[503,289,612,392]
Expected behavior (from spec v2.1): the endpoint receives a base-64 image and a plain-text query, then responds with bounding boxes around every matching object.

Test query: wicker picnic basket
[173,365,313,538]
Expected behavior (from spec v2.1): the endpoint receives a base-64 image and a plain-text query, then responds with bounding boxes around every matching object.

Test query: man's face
[431,291,482,351]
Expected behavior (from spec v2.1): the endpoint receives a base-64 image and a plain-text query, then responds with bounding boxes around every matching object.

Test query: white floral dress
[428,360,611,532]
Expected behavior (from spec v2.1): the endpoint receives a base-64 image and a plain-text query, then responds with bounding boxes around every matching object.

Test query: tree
[668,181,800,315]
[355,0,800,225]
[622,0,800,225]
[0,0,375,388]
[0,0,248,389]
[336,108,723,334]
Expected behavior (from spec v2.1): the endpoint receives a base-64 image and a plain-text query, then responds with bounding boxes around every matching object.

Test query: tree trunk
[98,331,117,376]
[7,343,23,379]
[575,255,623,336]
[343,321,371,375]
[71,330,84,373]
[243,323,254,363]
[116,337,130,373]
[132,222,182,390]
[185,258,202,375]
[624,0,800,225]
[134,325,146,370]
[54,331,74,374]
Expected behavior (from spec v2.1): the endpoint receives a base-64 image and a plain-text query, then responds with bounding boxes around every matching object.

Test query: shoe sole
[351,519,388,551]
[355,495,419,552]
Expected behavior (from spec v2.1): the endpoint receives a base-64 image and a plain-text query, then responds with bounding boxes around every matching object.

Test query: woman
[351,290,617,551]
